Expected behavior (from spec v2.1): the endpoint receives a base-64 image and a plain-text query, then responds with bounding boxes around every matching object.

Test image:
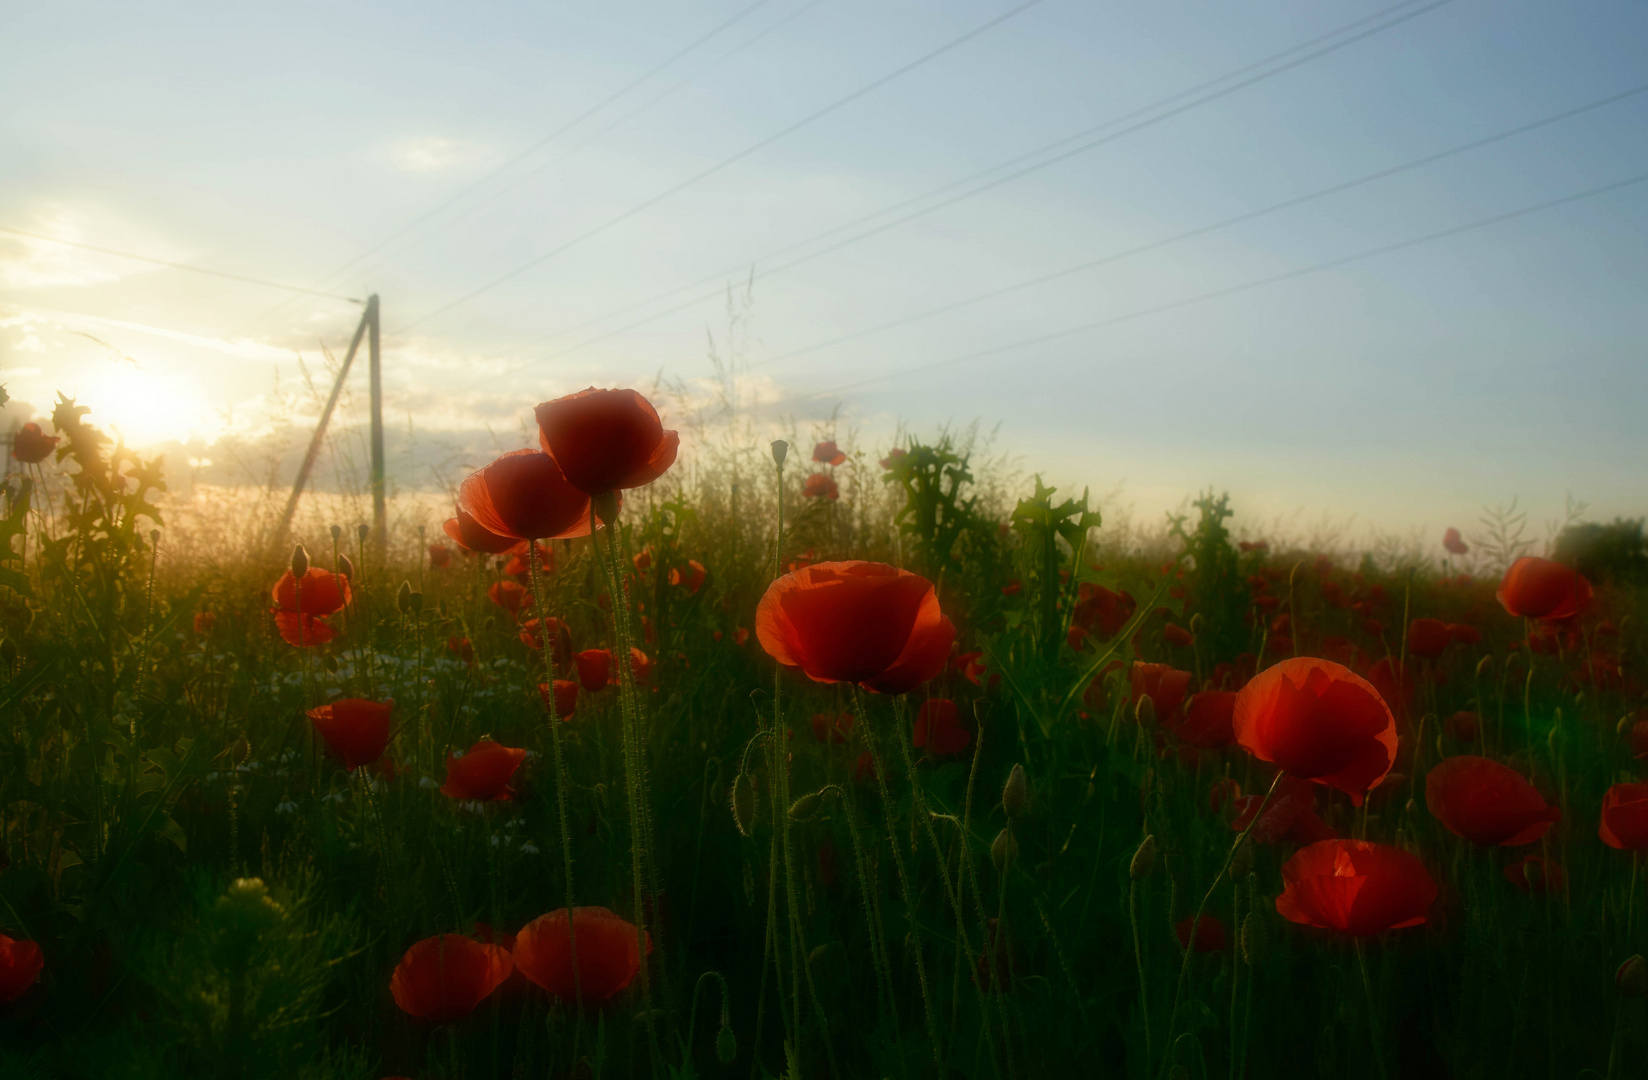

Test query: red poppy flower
[880,447,907,469]
[444,511,521,556]
[1230,774,1336,844]
[1504,854,1564,895]
[1001,580,1022,597]
[518,617,574,666]
[504,543,555,579]
[810,711,854,744]
[1407,618,1452,660]
[1130,662,1192,721]
[12,422,59,464]
[429,543,452,569]
[1443,711,1479,743]
[756,561,955,695]
[954,650,987,686]
[271,568,351,647]
[1496,557,1593,620]
[1073,584,1136,640]
[534,388,679,496]
[390,934,513,1024]
[1276,840,1436,936]
[459,449,594,541]
[538,680,578,720]
[802,473,839,501]
[1175,690,1236,749]
[487,581,531,616]
[576,649,613,692]
[193,611,216,636]
[1601,783,1648,850]
[913,699,970,756]
[0,935,43,1002]
[669,559,707,594]
[1443,528,1468,556]
[512,907,650,1003]
[812,439,846,466]
[1363,656,1414,724]
[1424,755,1558,846]
[441,740,527,802]
[1233,658,1397,805]
[733,627,749,646]
[1174,915,1227,953]
[307,698,393,771]
[1447,623,1481,646]
[1163,623,1194,648]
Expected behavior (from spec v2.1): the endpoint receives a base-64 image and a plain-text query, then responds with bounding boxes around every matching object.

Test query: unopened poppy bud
[233,735,250,763]
[337,553,355,581]
[1240,910,1266,965]
[770,440,789,469]
[1002,764,1028,819]
[1135,695,1156,726]
[330,524,342,543]
[991,828,1018,873]
[290,543,310,577]
[1130,835,1156,881]
[731,773,756,837]
[1618,955,1648,997]
[1230,837,1253,879]
[408,591,424,615]
[715,1021,737,1064]
[397,580,413,614]
[788,791,822,821]
[357,523,370,544]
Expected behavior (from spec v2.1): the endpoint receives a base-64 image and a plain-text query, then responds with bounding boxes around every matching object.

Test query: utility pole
[367,294,387,561]
[274,300,372,544]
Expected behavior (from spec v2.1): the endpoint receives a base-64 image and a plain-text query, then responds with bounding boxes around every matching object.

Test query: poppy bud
[1475,655,1493,678]
[1522,859,1544,891]
[1002,764,1028,819]
[337,553,355,581]
[770,440,789,469]
[149,528,160,546]
[1130,835,1156,880]
[330,524,342,543]
[291,543,310,577]
[1240,910,1266,965]
[1230,837,1253,879]
[397,580,413,614]
[1547,725,1561,757]
[1618,955,1648,997]
[788,791,822,821]
[233,735,250,763]
[991,828,1018,873]
[357,523,370,544]
[731,773,756,837]
[715,1021,737,1064]
[408,591,424,615]
[1135,694,1156,726]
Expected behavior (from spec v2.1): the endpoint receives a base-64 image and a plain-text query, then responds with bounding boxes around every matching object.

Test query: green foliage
[1555,517,1648,585]
[881,433,980,582]
[1170,491,1248,663]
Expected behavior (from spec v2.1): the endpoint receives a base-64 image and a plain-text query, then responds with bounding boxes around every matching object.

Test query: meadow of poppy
[3,384,1642,1079]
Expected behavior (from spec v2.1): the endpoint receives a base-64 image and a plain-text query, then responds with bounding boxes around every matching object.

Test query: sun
[74,363,213,448]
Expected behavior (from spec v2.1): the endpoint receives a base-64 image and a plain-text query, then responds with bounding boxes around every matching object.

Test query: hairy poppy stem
[827,782,899,1036]
[1354,938,1388,1080]
[1129,878,1152,1065]
[852,687,945,1072]
[1158,770,1283,1079]
[525,550,584,1018]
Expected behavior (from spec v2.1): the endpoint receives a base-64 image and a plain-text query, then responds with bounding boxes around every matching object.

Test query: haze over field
[4,0,1647,538]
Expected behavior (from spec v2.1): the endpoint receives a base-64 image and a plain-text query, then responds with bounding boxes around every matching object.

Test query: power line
[0,225,365,303]
[234,0,778,336]
[391,0,1049,334]
[776,169,1648,405]
[755,80,1648,366]
[473,0,1446,373]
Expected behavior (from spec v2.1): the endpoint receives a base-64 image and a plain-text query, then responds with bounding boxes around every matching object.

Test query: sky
[3,0,1647,543]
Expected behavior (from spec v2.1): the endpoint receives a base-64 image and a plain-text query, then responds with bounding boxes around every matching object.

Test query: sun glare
[74,364,213,448]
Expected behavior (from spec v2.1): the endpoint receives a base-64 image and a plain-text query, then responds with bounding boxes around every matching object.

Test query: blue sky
[3,0,1646,538]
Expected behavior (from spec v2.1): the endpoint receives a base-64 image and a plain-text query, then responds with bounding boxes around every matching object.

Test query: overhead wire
[232,0,779,336]
[773,169,1648,406]
[391,0,1050,334]
[472,0,1448,375]
[0,225,365,303]
[753,80,1648,367]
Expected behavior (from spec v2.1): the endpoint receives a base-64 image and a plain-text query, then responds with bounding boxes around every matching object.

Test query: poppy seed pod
[771,440,789,469]
[991,828,1018,873]
[330,524,342,543]
[1002,764,1028,819]
[291,543,310,577]
[1130,835,1156,880]
[357,523,370,544]
[1618,955,1648,997]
